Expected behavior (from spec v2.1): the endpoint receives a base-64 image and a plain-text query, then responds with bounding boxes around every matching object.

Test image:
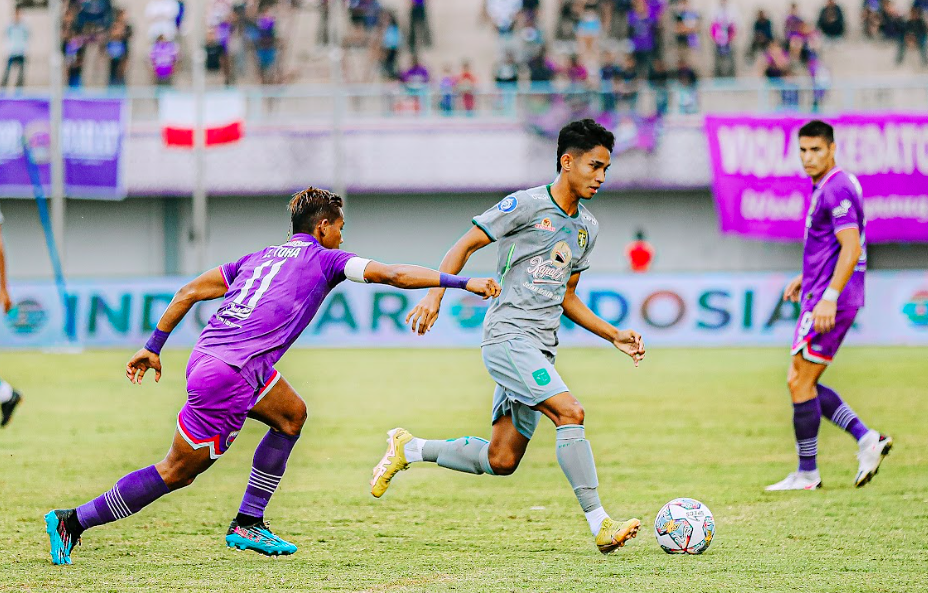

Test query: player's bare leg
[371,416,528,498]
[534,392,640,554]
[46,431,213,565]
[224,377,306,555]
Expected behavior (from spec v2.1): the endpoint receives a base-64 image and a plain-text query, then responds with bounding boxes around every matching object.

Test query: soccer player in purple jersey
[766,120,893,492]
[0,206,24,427]
[44,187,501,565]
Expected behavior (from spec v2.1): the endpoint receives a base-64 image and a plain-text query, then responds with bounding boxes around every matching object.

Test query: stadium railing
[9,76,928,124]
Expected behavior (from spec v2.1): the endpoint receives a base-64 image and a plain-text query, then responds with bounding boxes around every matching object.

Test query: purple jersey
[194,233,355,388]
[801,167,866,310]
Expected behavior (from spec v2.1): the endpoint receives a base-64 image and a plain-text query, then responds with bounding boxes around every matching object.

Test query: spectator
[673,0,700,52]
[616,53,639,111]
[408,0,431,53]
[516,10,545,63]
[150,34,178,86]
[784,3,806,43]
[380,10,401,80]
[710,0,737,77]
[225,11,248,84]
[438,64,456,114]
[625,229,654,272]
[401,55,430,88]
[576,3,602,56]
[817,0,845,39]
[205,27,229,85]
[105,9,132,86]
[317,0,329,45]
[748,9,774,62]
[486,0,522,54]
[629,0,658,76]
[494,52,520,88]
[146,0,180,41]
[648,57,670,116]
[77,0,114,35]
[2,7,28,89]
[760,39,798,108]
[555,0,580,40]
[862,0,881,38]
[676,57,699,113]
[521,0,540,23]
[600,51,622,112]
[897,6,928,65]
[64,32,86,88]
[879,1,904,40]
[456,60,478,114]
[527,45,557,90]
[255,6,278,84]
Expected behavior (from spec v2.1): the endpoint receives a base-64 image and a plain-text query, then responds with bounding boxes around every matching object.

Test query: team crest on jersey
[578,229,588,248]
[534,218,556,232]
[498,196,518,212]
[226,431,240,449]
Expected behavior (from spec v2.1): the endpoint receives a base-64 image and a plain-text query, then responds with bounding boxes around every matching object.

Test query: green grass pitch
[1,347,926,592]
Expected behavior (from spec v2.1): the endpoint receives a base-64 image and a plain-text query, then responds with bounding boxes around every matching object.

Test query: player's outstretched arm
[0,222,11,313]
[811,227,862,334]
[357,259,499,298]
[561,272,646,366]
[126,268,229,385]
[405,226,494,334]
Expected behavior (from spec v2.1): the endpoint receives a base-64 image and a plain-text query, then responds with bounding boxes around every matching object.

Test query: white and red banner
[159,92,244,148]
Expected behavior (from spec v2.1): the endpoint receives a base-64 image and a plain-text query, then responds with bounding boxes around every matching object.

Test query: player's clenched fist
[466,277,501,299]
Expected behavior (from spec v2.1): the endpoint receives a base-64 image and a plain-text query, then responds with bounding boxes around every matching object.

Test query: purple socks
[817,384,869,441]
[238,430,300,519]
[75,465,170,530]
[793,398,821,472]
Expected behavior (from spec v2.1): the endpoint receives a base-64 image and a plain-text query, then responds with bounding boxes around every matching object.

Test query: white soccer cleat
[765,471,822,491]
[854,430,893,488]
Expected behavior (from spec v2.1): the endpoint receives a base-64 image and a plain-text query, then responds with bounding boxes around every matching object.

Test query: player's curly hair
[289,187,344,235]
[556,119,615,172]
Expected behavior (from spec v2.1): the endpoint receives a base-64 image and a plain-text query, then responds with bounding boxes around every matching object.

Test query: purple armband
[439,273,470,290]
[145,329,170,355]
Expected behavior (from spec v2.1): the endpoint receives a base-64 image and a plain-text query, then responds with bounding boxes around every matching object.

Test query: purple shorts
[791,306,858,365]
[177,351,281,459]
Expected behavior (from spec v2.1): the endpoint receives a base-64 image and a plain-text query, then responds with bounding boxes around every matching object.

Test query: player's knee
[279,400,307,436]
[158,462,201,490]
[555,402,585,426]
[488,450,521,475]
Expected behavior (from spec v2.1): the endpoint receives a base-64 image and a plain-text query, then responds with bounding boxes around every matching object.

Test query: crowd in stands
[3,0,928,113]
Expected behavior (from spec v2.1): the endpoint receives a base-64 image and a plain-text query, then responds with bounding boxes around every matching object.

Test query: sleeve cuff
[472,219,497,242]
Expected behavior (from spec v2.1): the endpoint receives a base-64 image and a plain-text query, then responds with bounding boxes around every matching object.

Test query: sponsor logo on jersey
[578,229,588,248]
[498,196,518,212]
[226,431,240,449]
[832,199,852,218]
[534,218,556,232]
[532,369,551,386]
[582,212,598,225]
[526,241,573,285]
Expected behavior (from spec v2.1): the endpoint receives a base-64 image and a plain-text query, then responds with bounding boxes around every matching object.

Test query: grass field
[1,347,927,592]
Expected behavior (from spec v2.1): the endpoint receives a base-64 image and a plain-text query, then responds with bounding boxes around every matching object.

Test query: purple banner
[705,114,928,243]
[0,98,126,200]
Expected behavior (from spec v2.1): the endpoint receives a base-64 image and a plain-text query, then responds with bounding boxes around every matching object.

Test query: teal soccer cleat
[225,520,297,556]
[45,509,81,565]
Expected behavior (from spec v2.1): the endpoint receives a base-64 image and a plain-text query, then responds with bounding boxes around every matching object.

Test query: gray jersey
[472,184,599,352]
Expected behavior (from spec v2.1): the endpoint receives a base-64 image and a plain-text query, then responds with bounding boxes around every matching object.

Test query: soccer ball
[654,498,715,554]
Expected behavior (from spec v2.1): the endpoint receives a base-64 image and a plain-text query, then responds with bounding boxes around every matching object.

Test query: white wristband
[822,287,840,302]
[344,257,371,283]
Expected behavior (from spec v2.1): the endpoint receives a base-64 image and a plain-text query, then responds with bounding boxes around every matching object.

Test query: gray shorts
[481,338,570,440]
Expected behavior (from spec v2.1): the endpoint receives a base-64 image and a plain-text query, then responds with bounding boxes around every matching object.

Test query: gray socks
[555,424,602,512]
[422,437,495,475]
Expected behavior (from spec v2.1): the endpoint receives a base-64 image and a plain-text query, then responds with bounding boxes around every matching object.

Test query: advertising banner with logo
[3,272,927,350]
[705,114,928,243]
[0,98,127,199]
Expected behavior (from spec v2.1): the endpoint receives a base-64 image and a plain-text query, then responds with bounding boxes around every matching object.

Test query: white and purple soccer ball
[654,498,715,555]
